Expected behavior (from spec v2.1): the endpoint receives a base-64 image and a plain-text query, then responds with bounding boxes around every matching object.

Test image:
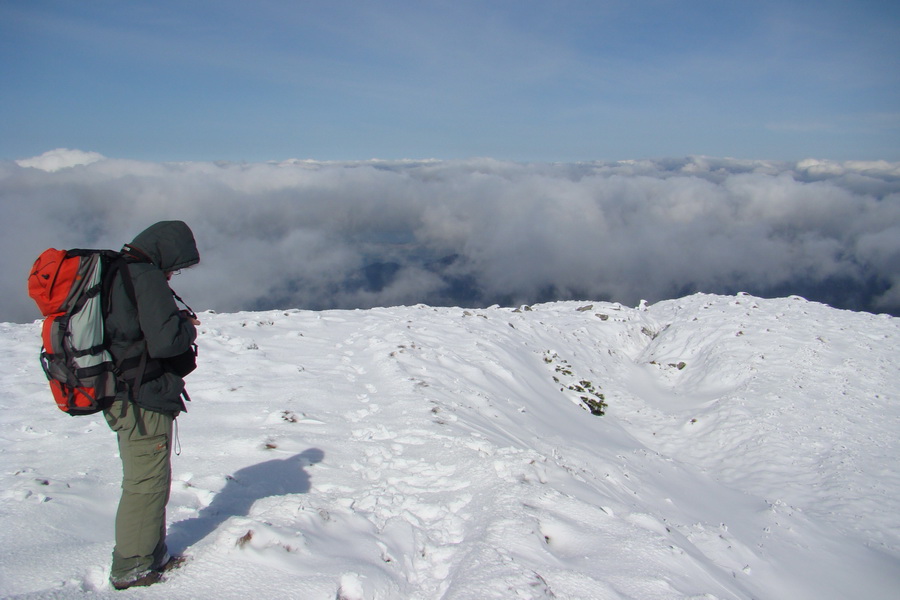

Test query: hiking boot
[153,554,188,573]
[111,570,163,590]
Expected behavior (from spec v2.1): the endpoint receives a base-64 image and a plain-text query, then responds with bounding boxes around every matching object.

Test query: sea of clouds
[4,149,899,323]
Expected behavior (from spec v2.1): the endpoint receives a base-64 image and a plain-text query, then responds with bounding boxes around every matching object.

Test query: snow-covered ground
[1,293,898,599]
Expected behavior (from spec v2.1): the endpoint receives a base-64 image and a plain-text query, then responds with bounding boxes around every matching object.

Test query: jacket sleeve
[131,266,197,359]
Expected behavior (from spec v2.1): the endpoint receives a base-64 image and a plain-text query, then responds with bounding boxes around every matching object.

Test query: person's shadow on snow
[167,447,325,552]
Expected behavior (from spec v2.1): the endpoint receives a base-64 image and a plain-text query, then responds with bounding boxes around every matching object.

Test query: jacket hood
[127,221,200,272]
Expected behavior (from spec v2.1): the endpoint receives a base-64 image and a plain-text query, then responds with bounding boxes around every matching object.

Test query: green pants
[104,400,174,584]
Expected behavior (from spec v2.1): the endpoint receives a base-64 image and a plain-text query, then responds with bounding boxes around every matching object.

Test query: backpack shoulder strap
[121,243,154,266]
[101,253,153,403]
[101,254,138,314]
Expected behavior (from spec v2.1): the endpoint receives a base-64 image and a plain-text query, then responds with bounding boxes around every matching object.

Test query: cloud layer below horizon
[5,149,900,323]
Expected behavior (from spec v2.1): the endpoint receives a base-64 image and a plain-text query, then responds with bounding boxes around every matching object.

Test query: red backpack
[28,249,128,415]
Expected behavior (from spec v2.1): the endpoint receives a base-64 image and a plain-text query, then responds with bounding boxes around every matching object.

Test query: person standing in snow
[103,220,200,590]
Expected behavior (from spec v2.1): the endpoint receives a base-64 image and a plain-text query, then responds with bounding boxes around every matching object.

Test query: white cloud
[5,152,900,323]
[15,148,106,172]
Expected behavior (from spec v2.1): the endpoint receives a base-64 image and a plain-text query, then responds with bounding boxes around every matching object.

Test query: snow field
[0,294,898,599]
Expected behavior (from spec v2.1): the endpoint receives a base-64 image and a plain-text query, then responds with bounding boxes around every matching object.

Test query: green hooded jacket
[106,221,200,415]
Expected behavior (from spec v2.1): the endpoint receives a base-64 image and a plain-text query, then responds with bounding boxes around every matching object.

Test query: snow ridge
[1,294,898,599]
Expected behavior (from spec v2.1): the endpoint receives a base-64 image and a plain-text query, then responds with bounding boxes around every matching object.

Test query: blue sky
[2,0,898,163]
